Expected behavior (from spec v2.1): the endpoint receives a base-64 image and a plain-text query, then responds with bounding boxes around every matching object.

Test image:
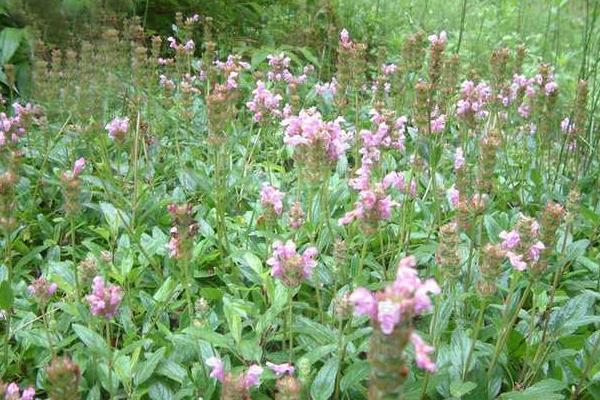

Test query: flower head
[266,362,294,377]
[206,357,225,382]
[260,183,285,216]
[86,276,122,319]
[105,117,129,141]
[267,240,318,286]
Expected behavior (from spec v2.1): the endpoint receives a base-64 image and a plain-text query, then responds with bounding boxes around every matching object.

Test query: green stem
[462,300,486,380]
[287,289,294,362]
[70,217,81,300]
[487,280,533,379]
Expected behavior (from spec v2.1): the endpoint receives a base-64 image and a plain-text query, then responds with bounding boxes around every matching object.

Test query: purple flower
[246,81,283,122]
[206,357,225,382]
[72,157,86,177]
[260,183,285,216]
[454,147,464,170]
[411,333,436,372]
[528,241,545,262]
[499,230,520,250]
[377,300,401,334]
[506,251,527,271]
[21,387,35,400]
[545,81,558,95]
[282,109,351,162]
[447,185,460,206]
[430,114,446,133]
[28,277,57,302]
[267,240,318,286]
[349,288,377,318]
[561,117,574,134]
[105,117,129,141]
[243,364,263,389]
[266,362,295,377]
[86,276,123,319]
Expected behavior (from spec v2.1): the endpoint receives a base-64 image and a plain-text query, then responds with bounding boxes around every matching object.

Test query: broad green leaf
[134,347,167,386]
[0,280,13,309]
[310,357,338,400]
[72,324,110,358]
[450,380,477,397]
[0,28,24,64]
[500,379,567,400]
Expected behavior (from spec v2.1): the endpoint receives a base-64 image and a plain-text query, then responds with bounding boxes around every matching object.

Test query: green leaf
[450,381,477,397]
[500,379,567,400]
[72,324,110,358]
[148,381,175,400]
[156,359,188,384]
[134,348,167,386]
[48,260,76,292]
[340,360,369,391]
[0,28,24,64]
[0,280,13,309]
[310,358,338,400]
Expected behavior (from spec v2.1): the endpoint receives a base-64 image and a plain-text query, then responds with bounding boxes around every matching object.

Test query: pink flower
[561,117,574,134]
[21,387,35,400]
[86,276,123,319]
[28,277,57,302]
[315,78,338,98]
[430,114,446,133]
[266,362,295,377]
[339,29,352,48]
[528,241,545,262]
[206,357,225,382]
[105,117,129,140]
[72,157,86,177]
[428,31,447,46]
[183,40,195,53]
[545,81,558,95]
[282,109,351,162]
[506,251,527,271]
[246,81,283,122]
[454,147,464,170]
[5,383,20,397]
[447,185,460,206]
[351,255,439,336]
[267,240,318,286]
[260,183,285,216]
[243,364,263,389]
[349,288,377,318]
[411,333,436,372]
[377,300,401,334]
[499,230,520,250]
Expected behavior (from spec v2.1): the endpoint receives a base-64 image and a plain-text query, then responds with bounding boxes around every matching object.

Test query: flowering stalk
[350,256,439,398]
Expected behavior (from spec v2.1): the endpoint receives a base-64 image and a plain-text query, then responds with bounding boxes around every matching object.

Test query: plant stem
[287,288,294,362]
[487,280,532,379]
[462,300,486,380]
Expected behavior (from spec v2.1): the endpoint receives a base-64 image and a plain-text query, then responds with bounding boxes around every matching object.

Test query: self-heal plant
[86,276,122,319]
[105,117,129,142]
[350,256,440,398]
[206,357,264,399]
[267,240,318,287]
[0,382,35,400]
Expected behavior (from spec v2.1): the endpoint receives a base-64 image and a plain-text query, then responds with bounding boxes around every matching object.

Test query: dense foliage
[0,1,599,399]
